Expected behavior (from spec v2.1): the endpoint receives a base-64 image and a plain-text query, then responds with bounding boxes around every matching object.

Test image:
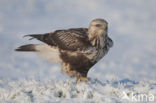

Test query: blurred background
[0,0,156,81]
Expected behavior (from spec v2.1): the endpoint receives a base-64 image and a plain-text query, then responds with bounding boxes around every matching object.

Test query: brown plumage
[15,18,113,82]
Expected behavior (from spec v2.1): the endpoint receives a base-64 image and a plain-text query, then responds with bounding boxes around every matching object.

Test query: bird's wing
[25,28,92,52]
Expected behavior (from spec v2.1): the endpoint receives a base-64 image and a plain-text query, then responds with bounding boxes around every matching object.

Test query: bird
[15,18,113,82]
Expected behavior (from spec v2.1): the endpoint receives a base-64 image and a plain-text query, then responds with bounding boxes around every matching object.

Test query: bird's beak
[103,25,107,31]
[103,25,107,30]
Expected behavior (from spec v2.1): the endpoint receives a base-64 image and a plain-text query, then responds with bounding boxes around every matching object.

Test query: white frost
[0,78,156,103]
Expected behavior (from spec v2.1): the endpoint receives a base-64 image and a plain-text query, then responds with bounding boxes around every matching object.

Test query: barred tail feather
[15,44,61,64]
[15,44,37,52]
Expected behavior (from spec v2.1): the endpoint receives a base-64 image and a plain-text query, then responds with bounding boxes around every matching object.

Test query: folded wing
[26,28,92,52]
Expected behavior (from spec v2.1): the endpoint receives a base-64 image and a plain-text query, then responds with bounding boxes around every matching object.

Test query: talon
[77,77,89,82]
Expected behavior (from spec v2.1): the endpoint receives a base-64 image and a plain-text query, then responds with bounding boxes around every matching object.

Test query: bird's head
[88,18,108,47]
[88,18,108,40]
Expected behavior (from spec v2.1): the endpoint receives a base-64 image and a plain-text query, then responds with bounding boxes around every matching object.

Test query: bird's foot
[77,77,89,82]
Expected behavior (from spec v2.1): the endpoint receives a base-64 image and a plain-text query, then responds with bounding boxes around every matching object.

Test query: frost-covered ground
[0,0,156,103]
[0,78,156,103]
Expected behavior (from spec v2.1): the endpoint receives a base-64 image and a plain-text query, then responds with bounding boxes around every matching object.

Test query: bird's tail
[15,44,61,63]
[15,44,38,52]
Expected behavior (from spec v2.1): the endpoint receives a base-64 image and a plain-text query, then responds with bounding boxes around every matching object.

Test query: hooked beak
[103,25,107,31]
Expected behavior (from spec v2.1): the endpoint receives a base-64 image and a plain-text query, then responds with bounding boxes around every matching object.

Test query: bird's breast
[94,48,106,62]
[86,47,107,63]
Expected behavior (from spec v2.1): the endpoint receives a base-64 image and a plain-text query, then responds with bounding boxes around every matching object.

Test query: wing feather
[26,28,91,51]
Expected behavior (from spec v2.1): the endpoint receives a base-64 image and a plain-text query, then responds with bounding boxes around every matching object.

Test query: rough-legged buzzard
[15,18,113,82]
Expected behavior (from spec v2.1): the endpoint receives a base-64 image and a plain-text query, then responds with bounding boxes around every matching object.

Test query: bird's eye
[95,24,101,27]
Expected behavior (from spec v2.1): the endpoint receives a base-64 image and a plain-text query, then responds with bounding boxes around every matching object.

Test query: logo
[121,91,155,102]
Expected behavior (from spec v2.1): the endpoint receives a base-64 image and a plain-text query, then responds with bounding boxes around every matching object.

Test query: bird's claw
[77,77,89,82]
